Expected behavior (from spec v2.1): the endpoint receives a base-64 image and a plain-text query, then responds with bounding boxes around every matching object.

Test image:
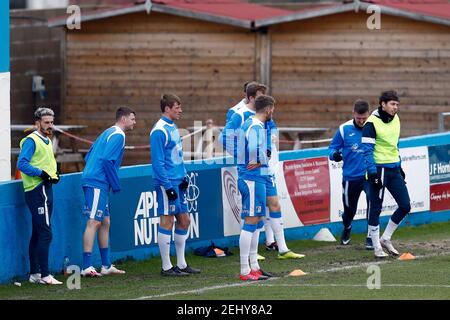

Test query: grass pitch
[1,221,449,300]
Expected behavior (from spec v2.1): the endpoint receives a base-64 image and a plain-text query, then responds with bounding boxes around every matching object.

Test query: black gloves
[179,177,189,192]
[40,171,60,185]
[266,149,272,159]
[166,188,178,201]
[368,172,383,190]
[400,167,406,181]
[332,151,343,162]
[51,173,60,184]
[39,170,53,185]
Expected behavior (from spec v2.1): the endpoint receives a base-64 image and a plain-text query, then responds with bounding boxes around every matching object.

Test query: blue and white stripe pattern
[226,98,246,123]
[88,188,101,220]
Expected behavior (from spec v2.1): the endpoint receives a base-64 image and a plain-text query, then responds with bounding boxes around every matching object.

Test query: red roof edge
[361,0,450,20]
[48,0,450,28]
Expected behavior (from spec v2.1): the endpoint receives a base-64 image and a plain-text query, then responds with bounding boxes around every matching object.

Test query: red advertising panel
[283,157,330,225]
[430,183,450,212]
[428,145,450,212]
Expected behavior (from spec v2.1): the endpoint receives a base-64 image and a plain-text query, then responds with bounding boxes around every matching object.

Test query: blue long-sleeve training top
[81,126,125,192]
[328,119,366,181]
[225,98,246,123]
[238,117,271,183]
[266,118,277,154]
[150,116,186,189]
[267,119,279,176]
[221,104,256,159]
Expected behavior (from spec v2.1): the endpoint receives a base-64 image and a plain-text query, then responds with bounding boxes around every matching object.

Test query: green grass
[1,221,449,300]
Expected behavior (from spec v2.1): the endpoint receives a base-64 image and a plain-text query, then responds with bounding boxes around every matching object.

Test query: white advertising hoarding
[329,146,430,223]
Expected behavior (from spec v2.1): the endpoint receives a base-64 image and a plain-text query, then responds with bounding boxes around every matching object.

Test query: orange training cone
[214,248,225,257]
[399,252,416,261]
[289,269,307,277]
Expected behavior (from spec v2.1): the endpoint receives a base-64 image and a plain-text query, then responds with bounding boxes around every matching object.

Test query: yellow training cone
[399,252,416,261]
[289,269,307,276]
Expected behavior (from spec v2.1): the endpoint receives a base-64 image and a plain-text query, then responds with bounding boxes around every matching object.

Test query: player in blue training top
[329,100,372,249]
[264,120,305,259]
[222,83,303,261]
[225,81,255,123]
[221,82,267,261]
[80,106,136,277]
[150,93,201,277]
[221,82,267,160]
[238,95,280,281]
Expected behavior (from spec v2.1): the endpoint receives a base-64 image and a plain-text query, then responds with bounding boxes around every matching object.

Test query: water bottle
[63,256,70,278]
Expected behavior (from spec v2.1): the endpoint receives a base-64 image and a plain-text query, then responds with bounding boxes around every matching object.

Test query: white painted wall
[0,72,11,181]
[26,0,68,9]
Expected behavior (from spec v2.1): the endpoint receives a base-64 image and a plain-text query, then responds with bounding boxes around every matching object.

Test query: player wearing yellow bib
[17,108,61,285]
[362,91,410,258]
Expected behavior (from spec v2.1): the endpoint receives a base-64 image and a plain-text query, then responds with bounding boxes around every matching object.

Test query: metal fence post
[438,112,450,132]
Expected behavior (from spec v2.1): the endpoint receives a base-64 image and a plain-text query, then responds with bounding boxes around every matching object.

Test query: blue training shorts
[238,178,266,219]
[155,184,188,216]
[265,175,278,197]
[83,186,110,221]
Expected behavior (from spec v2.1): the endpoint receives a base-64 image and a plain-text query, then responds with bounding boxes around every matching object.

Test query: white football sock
[369,225,381,249]
[249,227,261,271]
[158,230,173,271]
[381,219,398,241]
[174,229,189,269]
[270,216,289,253]
[239,228,254,276]
[264,214,275,245]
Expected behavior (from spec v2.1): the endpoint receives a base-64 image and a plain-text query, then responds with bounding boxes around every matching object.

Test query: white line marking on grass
[258,284,450,288]
[133,251,450,300]
[315,251,450,274]
[315,260,390,273]
[132,278,278,300]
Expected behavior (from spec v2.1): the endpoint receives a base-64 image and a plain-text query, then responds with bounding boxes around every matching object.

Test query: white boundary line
[132,251,450,300]
[133,281,268,300]
[260,284,450,288]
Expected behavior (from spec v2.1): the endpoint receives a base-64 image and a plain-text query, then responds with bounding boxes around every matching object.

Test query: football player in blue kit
[328,100,373,249]
[238,95,278,281]
[81,107,136,277]
[264,121,305,260]
[150,93,201,277]
[225,81,255,122]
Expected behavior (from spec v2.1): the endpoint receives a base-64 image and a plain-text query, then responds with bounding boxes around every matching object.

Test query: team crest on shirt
[38,207,44,215]
[96,210,103,218]
[352,143,364,153]
[256,206,262,213]
[351,143,359,151]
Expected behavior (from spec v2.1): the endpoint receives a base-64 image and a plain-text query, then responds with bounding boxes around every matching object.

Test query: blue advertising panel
[0,1,10,73]
[110,169,224,252]
[428,144,450,184]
